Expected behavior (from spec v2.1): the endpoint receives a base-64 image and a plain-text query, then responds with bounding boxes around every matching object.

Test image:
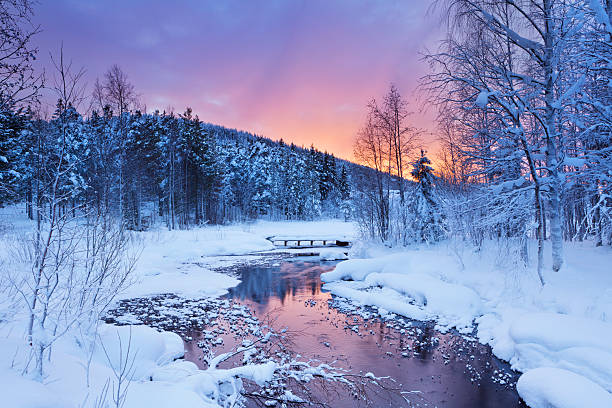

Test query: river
[107,254,525,407]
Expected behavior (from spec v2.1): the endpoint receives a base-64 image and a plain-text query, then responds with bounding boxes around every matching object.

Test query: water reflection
[227,261,334,305]
[216,260,524,407]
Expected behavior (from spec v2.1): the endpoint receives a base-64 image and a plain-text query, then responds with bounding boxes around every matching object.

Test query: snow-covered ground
[321,240,612,407]
[0,205,357,408]
[4,201,611,407]
[125,219,356,298]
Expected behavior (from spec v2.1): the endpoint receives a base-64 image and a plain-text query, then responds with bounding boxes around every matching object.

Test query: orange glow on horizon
[179,93,440,165]
[32,1,444,165]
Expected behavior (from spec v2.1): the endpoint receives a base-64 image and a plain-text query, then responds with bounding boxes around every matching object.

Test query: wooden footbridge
[266,235,352,248]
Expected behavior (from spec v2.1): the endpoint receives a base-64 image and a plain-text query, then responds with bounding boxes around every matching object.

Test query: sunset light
[1,1,610,407]
[32,0,441,161]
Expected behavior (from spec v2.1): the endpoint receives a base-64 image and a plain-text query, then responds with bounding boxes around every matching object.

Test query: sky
[32,0,442,161]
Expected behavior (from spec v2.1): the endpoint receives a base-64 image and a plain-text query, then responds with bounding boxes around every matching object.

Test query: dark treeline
[0,104,357,229]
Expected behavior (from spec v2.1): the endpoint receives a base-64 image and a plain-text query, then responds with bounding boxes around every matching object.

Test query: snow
[269,234,352,242]
[0,205,358,408]
[0,322,217,408]
[509,313,612,357]
[3,371,71,408]
[96,325,185,379]
[239,219,356,239]
[224,361,278,386]
[475,90,492,107]
[517,368,612,408]
[124,219,356,299]
[319,248,348,261]
[563,157,586,168]
[589,0,612,35]
[321,251,482,332]
[321,240,612,404]
[509,313,612,393]
[123,229,268,298]
[490,177,530,194]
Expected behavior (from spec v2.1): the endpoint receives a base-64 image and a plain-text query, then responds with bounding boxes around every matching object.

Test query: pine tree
[337,164,352,220]
[411,150,443,243]
[338,165,350,201]
[0,109,30,204]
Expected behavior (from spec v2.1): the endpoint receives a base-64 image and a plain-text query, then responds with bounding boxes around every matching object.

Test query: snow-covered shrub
[3,213,138,380]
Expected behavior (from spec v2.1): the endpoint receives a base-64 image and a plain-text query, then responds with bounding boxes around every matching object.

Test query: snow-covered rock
[517,367,612,408]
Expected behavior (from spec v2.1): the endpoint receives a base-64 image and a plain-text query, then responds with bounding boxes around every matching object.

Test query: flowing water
[184,256,525,407]
[107,254,525,407]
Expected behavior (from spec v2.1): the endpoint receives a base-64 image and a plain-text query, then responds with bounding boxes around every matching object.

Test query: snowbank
[509,313,612,394]
[1,323,210,408]
[321,240,612,405]
[517,368,612,408]
[96,325,185,380]
[510,312,612,358]
[126,219,356,299]
[126,229,269,298]
[3,371,71,408]
[319,248,349,261]
[321,251,481,331]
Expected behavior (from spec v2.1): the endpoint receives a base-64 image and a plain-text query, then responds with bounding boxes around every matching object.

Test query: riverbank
[122,218,356,299]
[321,240,612,407]
[2,202,610,407]
[0,205,358,408]
[177,258,522,407]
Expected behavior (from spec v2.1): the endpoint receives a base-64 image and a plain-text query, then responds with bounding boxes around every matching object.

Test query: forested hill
[0,105,358,229]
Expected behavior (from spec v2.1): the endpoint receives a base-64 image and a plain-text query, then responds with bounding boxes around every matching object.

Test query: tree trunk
[544,0,564,272]
[535,186,545,285]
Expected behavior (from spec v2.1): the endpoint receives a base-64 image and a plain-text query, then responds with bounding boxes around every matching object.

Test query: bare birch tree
[0,0,43,111]
[353,85,421,243]
[424,0,591,279]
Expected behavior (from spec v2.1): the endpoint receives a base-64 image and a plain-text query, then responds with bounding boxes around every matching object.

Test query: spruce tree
[411,150,443,243]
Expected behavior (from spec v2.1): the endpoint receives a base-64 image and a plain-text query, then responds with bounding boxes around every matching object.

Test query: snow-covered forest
[424,0,612,281]
[1,103,356,227]
[351,0,612,279]
[0,0,611,407]
[1,55,362,230]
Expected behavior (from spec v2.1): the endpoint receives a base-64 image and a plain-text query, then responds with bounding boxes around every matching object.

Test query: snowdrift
[321,243,612,407]
[321,252,482,332]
